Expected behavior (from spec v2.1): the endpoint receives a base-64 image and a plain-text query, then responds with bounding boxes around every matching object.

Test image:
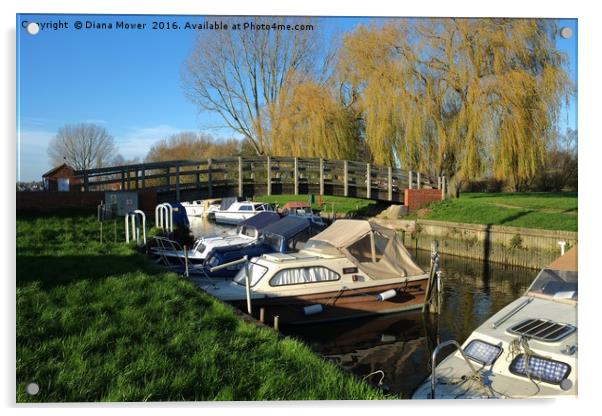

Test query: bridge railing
[74,156,444,203]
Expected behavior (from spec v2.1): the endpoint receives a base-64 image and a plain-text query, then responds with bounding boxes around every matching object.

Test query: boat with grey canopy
[199,219,430,324]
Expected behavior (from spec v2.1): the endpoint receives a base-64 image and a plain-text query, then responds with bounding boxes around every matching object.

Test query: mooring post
[238,156,243,197]
[441,176,446,200]
[175,162,181,202]
[273,315,280,331]
[121,171,125,190]
[408,170,413,190]
[244,258,252,314]
[184,245,189,277]
[259,307,265,323]
[207,158,213,198]
[366,163,372,199]
[135,170,139,190]
[343,160,349,197]
[267,156,272,196]
[388,167,393,201]
[141,167,146,189]
[417,172,421,190]
[294,157,299,195]
[319,158,325,195]
[84,173,89,192]
[437,176,441,190]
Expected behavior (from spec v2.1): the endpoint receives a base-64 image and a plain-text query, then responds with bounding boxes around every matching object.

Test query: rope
[363,370,385,387]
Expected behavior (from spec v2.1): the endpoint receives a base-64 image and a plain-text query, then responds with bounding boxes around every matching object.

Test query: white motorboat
[150,212,280,265]
[200,219,430,324]
[181,199,221,217]
[213,201,274,225]
[412,245,578,399]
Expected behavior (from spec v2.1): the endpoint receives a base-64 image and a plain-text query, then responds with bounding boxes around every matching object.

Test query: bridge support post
[417,172,421,189]
[319,158,324,195]
[441,176,446,200]
[84,173,89,192]
[238,156,243,197]
[388,167,393,201]
[437,176,441,189]
[141,168,145,189]
[408,170,413,189]
[208,159,213,197]
[267,156,272,196]
[366,163,371,199]
[175,162,181,202]
[294,157,299,195]
[126,170,131,190]
[343,160,349,197]
[135,170,139,190]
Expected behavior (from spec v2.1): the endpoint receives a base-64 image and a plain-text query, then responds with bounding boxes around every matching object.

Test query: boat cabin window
[239,205,253,211]
[527,268,578,301]
[287,228,311,251]
[233,262,268,287]
[254,204,265,211]
[347,232,388,263]
[238,225,257,238]
[269,266,340,286]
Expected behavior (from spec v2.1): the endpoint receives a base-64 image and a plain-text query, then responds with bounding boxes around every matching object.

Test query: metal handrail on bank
[430,339,480,399]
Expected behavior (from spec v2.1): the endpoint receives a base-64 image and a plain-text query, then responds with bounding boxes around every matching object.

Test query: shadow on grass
[497,210,531,226]
[16,253,166,290]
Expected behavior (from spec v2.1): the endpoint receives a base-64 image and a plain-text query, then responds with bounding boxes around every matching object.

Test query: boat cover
[309,220,425,279]
[547,245,577,272]
[237,212,280,232]
[261,215,310,239]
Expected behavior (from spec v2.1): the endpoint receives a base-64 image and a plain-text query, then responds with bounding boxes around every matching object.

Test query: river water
[188,217,535,398]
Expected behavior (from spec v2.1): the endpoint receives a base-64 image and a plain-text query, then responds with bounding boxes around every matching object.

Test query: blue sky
[16,14,577,181]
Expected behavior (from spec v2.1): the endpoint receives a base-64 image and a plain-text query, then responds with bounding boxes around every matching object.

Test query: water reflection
[188,218,536,398]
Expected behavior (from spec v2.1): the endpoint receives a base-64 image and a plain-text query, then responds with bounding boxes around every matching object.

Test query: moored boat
[150,211,280,265]
[411,245,578,399]
[214,201,274,225]
[200,220,430,324]
[281,201,325,228]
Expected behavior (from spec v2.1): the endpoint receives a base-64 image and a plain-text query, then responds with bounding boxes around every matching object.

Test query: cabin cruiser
[412,245,578,399]
[192,216,311,278]
[214,200,274,225]
[150,212,280,265]
[181,199,221,217]
[281,201,325,228]
[200,220,430,324]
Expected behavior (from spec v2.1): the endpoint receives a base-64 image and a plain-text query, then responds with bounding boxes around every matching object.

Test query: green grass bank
[16,212,386,402]
[418,192,577,232]
[254,194,378,216]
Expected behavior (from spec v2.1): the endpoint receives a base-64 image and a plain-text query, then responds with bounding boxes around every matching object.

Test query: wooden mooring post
[388,167,393,201]
[238,156,244,197]
[408,170,413,189]
[294,157,299,195]
[207,158,213,197]
[175,163,181,202]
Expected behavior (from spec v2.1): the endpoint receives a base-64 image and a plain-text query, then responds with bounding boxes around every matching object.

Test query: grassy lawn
[420,192,577,232]
[16,212,385,402]
[254,194,377,216]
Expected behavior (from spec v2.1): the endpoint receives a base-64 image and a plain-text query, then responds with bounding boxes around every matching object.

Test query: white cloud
[17,129,54,181]
[116,124,181,160]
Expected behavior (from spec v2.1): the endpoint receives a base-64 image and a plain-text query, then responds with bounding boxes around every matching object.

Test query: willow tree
[271,81,360,159]
[182,17,321,155]
[338,19,571,193]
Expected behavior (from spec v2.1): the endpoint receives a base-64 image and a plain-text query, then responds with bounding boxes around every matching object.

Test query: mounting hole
[560,27,573,39]
[560,378,573,391]
[26,22,40,35]
[25,382,40,395]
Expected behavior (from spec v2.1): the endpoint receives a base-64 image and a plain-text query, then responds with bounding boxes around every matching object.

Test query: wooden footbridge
[74,156,444,204]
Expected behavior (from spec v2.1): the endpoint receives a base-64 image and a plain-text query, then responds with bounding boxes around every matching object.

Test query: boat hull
[230,278,428,325]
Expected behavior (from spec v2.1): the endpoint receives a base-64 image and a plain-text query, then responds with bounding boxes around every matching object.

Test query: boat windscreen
[233,262,268,287]
[527,268,578,301]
